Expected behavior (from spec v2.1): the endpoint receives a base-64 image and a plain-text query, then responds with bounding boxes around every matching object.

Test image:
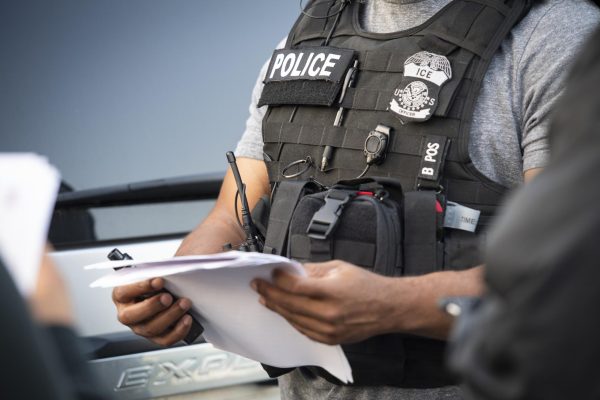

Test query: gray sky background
[0,0,298,190]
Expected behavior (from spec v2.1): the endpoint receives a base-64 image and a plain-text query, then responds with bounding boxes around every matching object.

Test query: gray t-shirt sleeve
[469,0,599,187]
[234,38,287,160]
[233,59,269,160]
[518,0,600,173]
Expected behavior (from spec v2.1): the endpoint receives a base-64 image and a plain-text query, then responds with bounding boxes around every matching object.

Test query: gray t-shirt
[234,0,600,399]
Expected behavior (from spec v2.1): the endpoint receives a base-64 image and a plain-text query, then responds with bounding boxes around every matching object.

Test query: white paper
[0,153,60,295]
[88,251,353,383]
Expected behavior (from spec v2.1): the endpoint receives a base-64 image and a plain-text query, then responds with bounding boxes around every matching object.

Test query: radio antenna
[226,151,262,252]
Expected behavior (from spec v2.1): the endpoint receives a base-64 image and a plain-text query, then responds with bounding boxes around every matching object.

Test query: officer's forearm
[386,266,484,340]
[176,157,269,256]
[175,208,245,256]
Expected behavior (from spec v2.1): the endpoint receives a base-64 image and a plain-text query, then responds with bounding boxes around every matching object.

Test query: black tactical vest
[258,0,532,388]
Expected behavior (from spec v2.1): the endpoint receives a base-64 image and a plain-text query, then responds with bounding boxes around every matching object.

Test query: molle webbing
[263,0,531,212]
[263,119,504,208]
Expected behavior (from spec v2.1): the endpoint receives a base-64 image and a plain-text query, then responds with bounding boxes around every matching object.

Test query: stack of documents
[87,251,353,383]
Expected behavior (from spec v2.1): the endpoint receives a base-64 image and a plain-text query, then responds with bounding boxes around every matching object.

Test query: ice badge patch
[389,51,452,123]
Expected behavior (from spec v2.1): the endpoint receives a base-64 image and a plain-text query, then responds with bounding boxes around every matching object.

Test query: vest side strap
[264,181,317,255]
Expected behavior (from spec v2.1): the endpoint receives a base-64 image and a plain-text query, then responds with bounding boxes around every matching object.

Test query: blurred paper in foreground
[0,153,60,296]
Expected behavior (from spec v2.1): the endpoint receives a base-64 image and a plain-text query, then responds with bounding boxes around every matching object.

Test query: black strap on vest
[305,189,356,262]
[403,191,443,275]
[263,180,319,255]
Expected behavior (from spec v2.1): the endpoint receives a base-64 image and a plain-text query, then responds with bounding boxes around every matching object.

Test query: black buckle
[307,190,354,240]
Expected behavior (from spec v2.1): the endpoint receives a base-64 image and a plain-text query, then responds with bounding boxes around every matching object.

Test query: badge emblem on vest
[389,51,452,123]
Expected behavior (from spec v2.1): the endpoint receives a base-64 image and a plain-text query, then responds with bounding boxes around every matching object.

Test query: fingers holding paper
[252,260,397,345]
[112,278,192,345]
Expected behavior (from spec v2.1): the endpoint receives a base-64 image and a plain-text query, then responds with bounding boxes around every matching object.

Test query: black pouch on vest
[258,46,357,107]
[287,177,403,276]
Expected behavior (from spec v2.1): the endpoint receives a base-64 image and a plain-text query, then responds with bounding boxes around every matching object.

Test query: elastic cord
[299,0,349,19]
[322,8,343,46]
[356,164,370,179]
[299,0,350,46]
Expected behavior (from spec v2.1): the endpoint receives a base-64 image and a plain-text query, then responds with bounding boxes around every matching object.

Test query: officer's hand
[251,260,397,345]
[112,279,193,346]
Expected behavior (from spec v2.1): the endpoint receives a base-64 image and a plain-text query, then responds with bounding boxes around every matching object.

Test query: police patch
[258,46,357,108]
[389,51,452,123]
[264,47,356,83]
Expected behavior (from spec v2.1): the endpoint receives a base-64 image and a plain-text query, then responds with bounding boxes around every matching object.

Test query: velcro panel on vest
[258,80,341,107]
[258,47,357,107]
[403,191,442,275]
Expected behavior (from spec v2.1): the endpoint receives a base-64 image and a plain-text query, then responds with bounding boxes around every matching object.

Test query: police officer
[111,1,599,399]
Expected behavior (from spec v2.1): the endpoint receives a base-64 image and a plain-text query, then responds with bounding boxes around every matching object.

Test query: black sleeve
[0,259,110,400]
[45,325,111,400]
[0,259,75,400]
[447,27,600,400]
